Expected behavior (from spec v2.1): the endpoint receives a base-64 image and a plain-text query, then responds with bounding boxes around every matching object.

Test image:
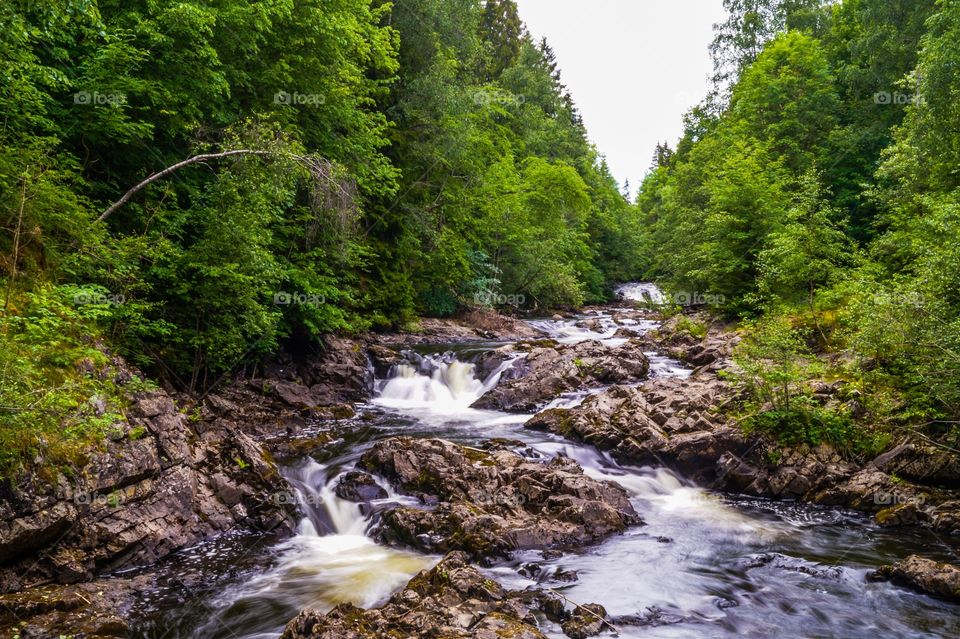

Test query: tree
[757,171,851,313]
[478,0,524,80]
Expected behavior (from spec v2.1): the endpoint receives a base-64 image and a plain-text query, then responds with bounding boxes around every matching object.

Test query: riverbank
[2,291,959,638]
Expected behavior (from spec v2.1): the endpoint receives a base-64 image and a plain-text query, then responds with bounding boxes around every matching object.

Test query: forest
[637,0,960,455]
[3,1,960,638]
[4,0,958,472]
[1,0,643,467]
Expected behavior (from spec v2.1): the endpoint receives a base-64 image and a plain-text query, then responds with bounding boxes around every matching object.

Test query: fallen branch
[544,586,619,636]
[97,149,355,223]
[97,150,271,222]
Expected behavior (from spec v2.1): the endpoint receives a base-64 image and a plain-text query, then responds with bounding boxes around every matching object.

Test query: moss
[127,426,147,441]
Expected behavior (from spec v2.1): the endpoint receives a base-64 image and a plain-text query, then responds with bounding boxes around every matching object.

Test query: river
[134,284,960,639]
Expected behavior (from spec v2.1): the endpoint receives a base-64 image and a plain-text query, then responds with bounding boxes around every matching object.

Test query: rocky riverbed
[2,287,960,638]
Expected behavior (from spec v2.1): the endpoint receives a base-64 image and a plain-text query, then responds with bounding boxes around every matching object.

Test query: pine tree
[479,0,524,79]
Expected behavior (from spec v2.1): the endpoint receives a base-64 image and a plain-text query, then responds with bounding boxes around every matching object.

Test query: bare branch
[97,150,271,222]
[96,149,356,224]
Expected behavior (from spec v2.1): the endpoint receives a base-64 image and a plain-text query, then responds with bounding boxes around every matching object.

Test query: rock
[869,440,960,489]
[0,501,76,565]
[575,318,603,332]
[280,552,548,639]
[335,471,388,503]
[360,438,640,559]
[366,344,402,377]
[129,394,175,418]
[525,379,747,484]
[553,569,579,583]
[0,388,297,591]
[304,336,375,402]
[560,603,609,639]
[869,555,960,602]
[272,381,332,409]
[0,574,153,638]
[472,339,650,412]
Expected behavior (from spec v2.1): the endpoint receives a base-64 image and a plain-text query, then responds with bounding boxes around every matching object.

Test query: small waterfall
[283,459,368,537]
[375,352,518,409]
[616,281,667,304]
[526,315,620,344]
[192,459,432,639]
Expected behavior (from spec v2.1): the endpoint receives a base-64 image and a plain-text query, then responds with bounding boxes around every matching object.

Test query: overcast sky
[514,0,727,196]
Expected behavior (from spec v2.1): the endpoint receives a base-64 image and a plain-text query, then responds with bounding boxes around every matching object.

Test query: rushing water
[136,284,960,639]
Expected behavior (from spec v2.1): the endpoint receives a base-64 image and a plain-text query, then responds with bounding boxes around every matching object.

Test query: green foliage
[735,317,820,414]
[636,0,960,448]
[733,317,879,454]
[756,171,852,310]
[674,317,709,340]
[1,0,645,416]
[0,286,136,472]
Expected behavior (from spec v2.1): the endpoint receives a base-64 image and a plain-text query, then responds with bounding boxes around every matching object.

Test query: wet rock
[929,501,960,535]
[472,339,650,412]
[473,346,522,383]
[813,469,926,512]
[335,471,388,503]
[366,344,402,377]
[0,390,297,591]
[280,552,548,639]
[0,574,152,638]
[742,553,843,580]
[560,603,609,639]
[360,438,640,559]
[575,318,603,332]
[301,336,375,402]
[869,440,960,489]
[526,378,747,484]
[552,568,579,583]
[869,555,960,602]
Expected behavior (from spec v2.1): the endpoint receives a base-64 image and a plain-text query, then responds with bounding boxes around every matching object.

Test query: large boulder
[0,391,297,592]
[525,377,748,484]
[280,552,549,639]
[472,339,650,412]
[359,438,640,559]
[869,555,960,602]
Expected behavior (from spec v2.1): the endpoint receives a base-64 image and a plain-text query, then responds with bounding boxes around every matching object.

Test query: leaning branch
[97,150,271,222]
[96,149,355,223]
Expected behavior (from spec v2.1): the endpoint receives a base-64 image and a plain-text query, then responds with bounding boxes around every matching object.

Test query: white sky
[514,0,727,196]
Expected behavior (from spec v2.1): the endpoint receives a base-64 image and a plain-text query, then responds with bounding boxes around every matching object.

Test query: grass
[0,285,153,475]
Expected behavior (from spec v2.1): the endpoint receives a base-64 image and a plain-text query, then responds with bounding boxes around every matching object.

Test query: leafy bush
[0,286,150,472]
